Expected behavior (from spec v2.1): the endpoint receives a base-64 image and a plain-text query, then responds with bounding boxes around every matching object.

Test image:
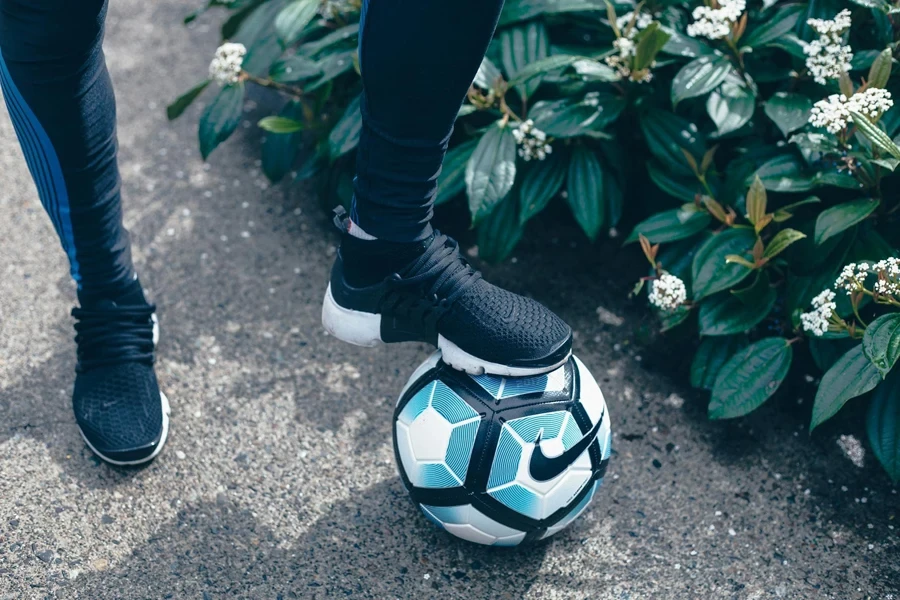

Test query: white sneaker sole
[322,284,570,377]
[79,391,171,466]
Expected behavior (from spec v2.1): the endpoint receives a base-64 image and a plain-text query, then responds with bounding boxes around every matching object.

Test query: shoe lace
[72,303,156,372]
[381,233,482,328]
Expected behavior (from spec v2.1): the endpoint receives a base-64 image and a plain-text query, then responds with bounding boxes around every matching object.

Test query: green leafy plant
[169,0,900,481]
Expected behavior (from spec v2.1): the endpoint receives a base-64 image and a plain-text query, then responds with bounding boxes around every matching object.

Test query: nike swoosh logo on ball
[528,410,605,482]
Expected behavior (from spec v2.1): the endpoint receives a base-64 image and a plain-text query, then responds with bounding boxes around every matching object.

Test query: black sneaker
[72,285,170,465]
[322,210,572,376]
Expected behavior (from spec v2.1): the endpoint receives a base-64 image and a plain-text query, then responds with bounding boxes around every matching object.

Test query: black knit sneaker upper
[72,289,167,464]
[331,227,572,371]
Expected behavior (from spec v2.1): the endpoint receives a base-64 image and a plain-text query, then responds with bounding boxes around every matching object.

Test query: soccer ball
[393,352,611,546]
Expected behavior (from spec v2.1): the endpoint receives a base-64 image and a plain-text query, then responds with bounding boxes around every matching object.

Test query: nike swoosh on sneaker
[528,409,605,482]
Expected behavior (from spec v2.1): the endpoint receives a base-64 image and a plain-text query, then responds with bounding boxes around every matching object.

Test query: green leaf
[660,26,716,58]
[671,55,733,105]
[699,286,777,336]
[566,145,605,240]
[474,56,503,89]
[745,175,767,226]
[764,92,813,137]
[500,21,549,99]
[640,110,705,175]
[753,155,815,192]
[270,55,322,82]
[709,338,793,419]
[763,228,806,259]
[466,121,517,223]
[508,54,587,87]
[529,93,624,138]
[199,82,246,160]
[258,115,304,133]
[436,140,477,205]
[499,0,604,26]
[518,149,566,223]
[261,101,304,182]
[692,228,756,300]
[167,80,210,121]
[809,337,858,372]
[477,196,523,263]
[305,51,355,91]
[810,344,882,431]
[327,94,362,160]
[298,23,358,57]
[633,22,671,71]
[814,198,879,245]
[868,48,893,89]
[867,368,900,482]
[849,111,900,159]
[569,58,620,83]
[706,77,755,136]
[773,196,821,222]
[625,208,711,244]
[647,163,704,203]
[863,313,900,378]
[691,335,748,390]
[275,0,318,45]
[744,3,805,48]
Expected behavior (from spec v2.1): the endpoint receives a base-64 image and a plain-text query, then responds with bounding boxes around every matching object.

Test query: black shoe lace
[72,303,156,372]
[381,233,482,330]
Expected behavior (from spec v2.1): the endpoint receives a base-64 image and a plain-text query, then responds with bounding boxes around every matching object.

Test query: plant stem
[243,72,305,99]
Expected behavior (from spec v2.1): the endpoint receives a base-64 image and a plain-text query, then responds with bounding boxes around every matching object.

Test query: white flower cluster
[616,10,653,33]
[835,262,870,293]
[873,257,900,296]
[318,0,354,20]
[808,89,894,134]
[209,42,246,86]
[804,10,853,85]
[648,273,687,312]
[512,120,552,161]
[605,11,654,83]
[800,289,837,337]
[686,0,746,41]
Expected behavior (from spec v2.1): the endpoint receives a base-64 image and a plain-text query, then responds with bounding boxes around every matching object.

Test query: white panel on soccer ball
[540,480,601,539]
[409,406,453,461]
[421,504,526,546]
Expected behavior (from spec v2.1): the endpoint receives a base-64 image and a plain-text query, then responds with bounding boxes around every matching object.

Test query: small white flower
[803,10,852,85]
[686,0,746,41]
[809,89,894,134]
[209,42,246,86]
[835,262,869,293]
[513,120,552,161]
[850,87,894,120]
[800,289,836,337]
[605,9,655,83]
[648,273,687,312]
[874,257,900,278]
[616,11,653,36]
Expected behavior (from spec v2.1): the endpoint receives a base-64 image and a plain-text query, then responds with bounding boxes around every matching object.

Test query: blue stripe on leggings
[0,70,63,237]
[0,50,81,283]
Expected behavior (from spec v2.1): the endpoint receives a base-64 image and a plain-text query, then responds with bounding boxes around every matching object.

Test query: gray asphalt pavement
[0,1,898,598]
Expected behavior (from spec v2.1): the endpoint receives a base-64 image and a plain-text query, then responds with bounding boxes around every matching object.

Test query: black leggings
[0,0,504,297]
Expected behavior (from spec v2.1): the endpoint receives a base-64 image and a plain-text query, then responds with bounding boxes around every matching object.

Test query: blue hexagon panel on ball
[392,351,611,546]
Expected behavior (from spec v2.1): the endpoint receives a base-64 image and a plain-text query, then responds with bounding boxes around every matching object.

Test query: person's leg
[0,0,169,464]
[350,0,505,242]
[323,0,573,376]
